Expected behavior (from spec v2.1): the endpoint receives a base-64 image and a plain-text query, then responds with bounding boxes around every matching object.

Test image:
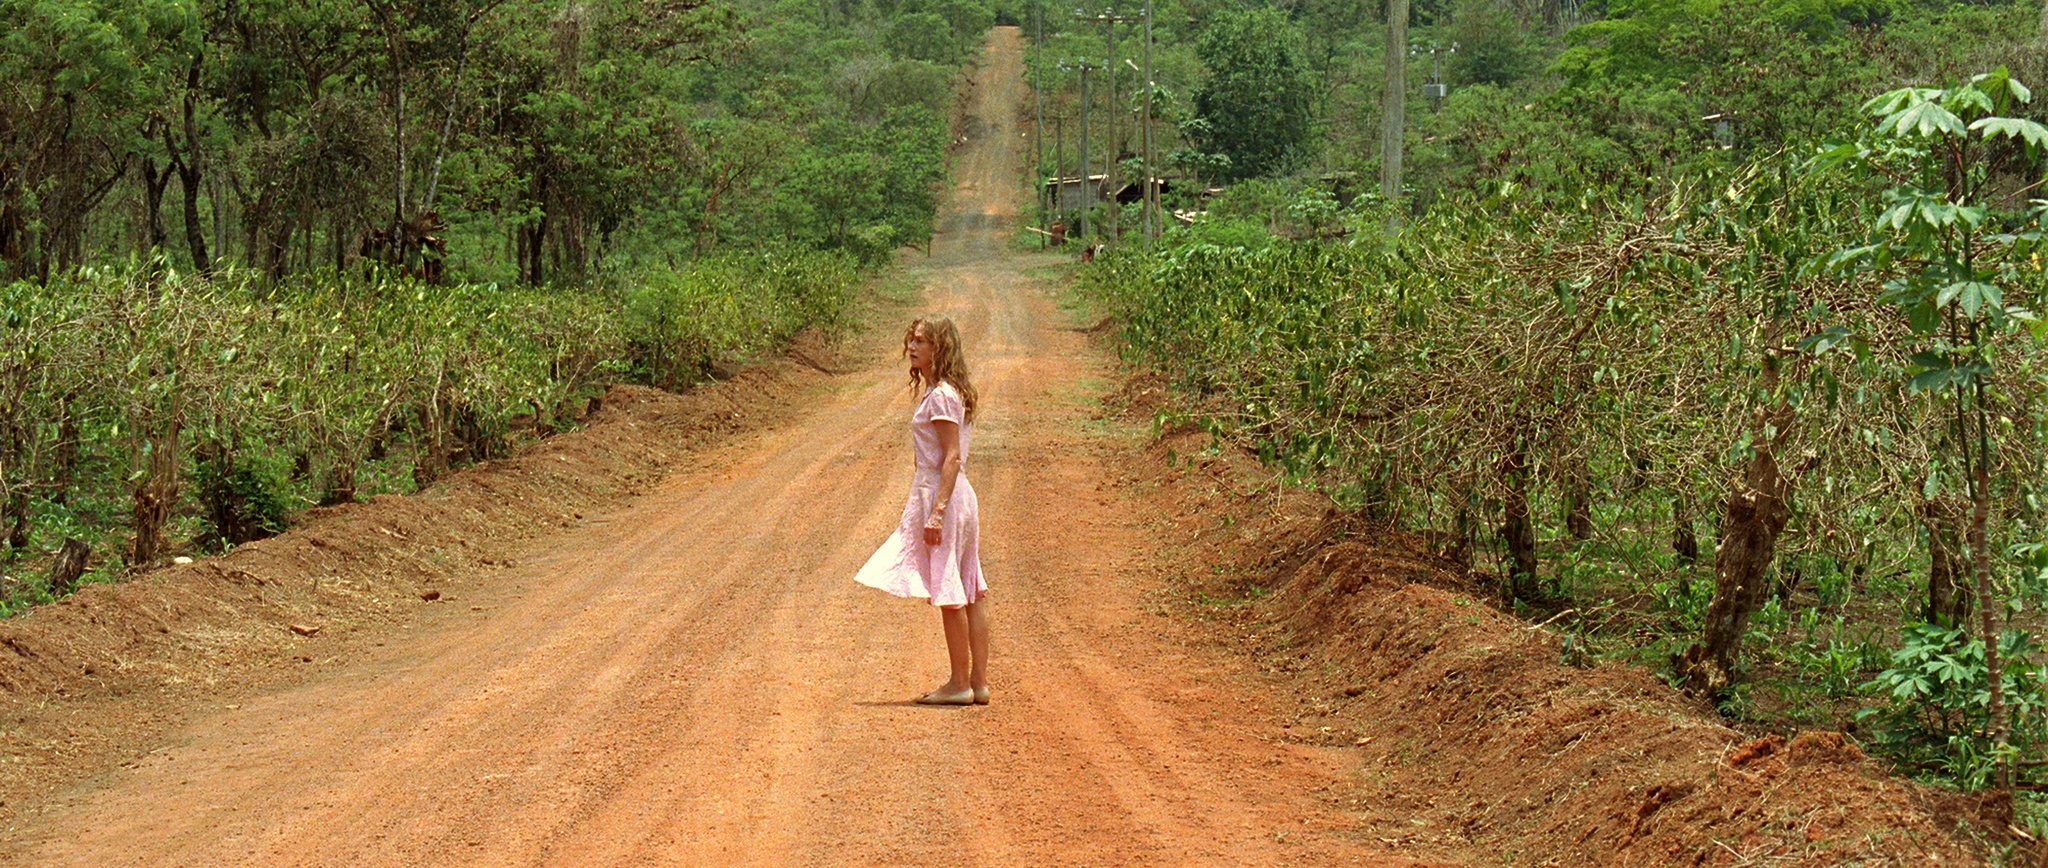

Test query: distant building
[1046,174,1110,211]
[1045,174,1176,209]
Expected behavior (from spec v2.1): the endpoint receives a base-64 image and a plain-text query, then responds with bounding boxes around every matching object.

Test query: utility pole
[1420,41,1456,111]
[1034,0,1046,245]
[1057,60,1100,240]
[1076,7,1141,245]
[1380,0,1409,202]
[1054,113,1065,226]
[1078,63,1093,241]
[1142,0,1156,239]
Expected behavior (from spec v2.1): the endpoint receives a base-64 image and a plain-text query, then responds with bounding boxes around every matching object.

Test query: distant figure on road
[854,316,991,706]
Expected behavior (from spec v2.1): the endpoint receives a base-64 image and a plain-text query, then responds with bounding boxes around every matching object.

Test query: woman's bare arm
[923,418,963,545]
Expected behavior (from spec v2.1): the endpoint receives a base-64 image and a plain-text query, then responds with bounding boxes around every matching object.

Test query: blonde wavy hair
[903,316,978,423]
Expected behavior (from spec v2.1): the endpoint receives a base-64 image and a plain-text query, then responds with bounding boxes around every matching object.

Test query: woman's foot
[972,685,989,705]
[915,685,975,705]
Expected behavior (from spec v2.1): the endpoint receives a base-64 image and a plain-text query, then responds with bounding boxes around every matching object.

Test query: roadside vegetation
[1,0,984,608]
[1059,0,2048,840]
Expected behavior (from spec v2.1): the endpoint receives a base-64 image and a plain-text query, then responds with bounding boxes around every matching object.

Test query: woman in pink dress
[854,316,990,705]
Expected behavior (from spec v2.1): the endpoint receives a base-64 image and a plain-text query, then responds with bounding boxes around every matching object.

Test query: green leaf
[1878,200,1915,231]
[2004,75,2031,105]
[1863,87,1940,117]
[1908,351,1960,391]
[1935,281,2000,317]
[1807,141,1863,170]
[1937,280,1974,311]
[1921,199,1956,226]
[1907,350,1948,369]
[1827,245,1881,270]
[1970,66,2031,111]
[1968,116,2048,150]
[1797,325,1853,354]
[1943,85,1995,118]
[1931,655,1973,685]
[1879,101,1968,140]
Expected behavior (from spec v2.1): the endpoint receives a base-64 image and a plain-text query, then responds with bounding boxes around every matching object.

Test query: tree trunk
[321,460,358,507]
[1676,429,1791,699]
[1379,0,1408,200]
[0,161,24,277]
[5,490,28,553]
[131,486,173,566]
[1564,460,1594,542]
[1672,494,1700,563]
[1498,431,1537,600]
[1921,497,1970,628]
[2,417,27,552]
[170,56,211,273]
[50,394,79,505]
[177,158,209,272]
[141,157,173,257]
[48,538,89,597]
[412,364,451,487]
[1450,492,1476,573]
[264,219,293,282]
[129,403,183,566]
[1968,391,2008,790]
[235,175,262,272]
[130,444,180,566]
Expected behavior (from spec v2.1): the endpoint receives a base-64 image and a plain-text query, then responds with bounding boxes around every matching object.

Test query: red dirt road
[4,29,1427,866]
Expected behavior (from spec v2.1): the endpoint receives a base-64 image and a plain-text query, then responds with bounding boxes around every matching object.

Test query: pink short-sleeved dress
[854,381,986,608]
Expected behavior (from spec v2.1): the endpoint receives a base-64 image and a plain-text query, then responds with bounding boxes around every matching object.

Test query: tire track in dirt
[5,28,1435,867]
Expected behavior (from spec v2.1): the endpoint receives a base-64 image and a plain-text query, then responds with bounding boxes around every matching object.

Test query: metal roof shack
[1045,174,1109,211]
[1113,176,1172,205]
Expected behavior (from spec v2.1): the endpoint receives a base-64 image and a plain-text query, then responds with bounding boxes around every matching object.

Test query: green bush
[194,447,299,551]
[1858,623,2048,788]
[1082,114,2048,791]
[0,248,862,615]
[616,249,857,388]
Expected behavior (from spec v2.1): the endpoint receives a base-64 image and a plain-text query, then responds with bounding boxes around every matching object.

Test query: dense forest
[0,0,980,609]
[0,0,980,281]
[1049,0,2048,837]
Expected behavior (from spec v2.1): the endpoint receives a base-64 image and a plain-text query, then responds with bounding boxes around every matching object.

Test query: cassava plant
[1820,67,2048,790]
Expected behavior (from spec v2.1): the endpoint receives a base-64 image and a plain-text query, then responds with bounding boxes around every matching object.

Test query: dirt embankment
[1113,377,2012,866]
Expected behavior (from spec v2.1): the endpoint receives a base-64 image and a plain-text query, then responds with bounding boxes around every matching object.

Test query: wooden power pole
[1034,0,1046,244]
[1380,0,1409,201]
[1077,8,1141,245]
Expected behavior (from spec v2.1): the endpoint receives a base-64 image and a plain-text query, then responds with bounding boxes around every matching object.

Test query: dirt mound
[1123,416,1996,866]
[0,333,842,821]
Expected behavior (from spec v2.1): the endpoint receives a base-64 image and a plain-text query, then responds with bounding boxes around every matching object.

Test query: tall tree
[1190,7,1313,181]
[0,0,197,281]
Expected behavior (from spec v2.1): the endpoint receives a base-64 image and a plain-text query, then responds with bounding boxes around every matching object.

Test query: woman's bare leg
[938,605,972,693]
[966,600,989,692]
